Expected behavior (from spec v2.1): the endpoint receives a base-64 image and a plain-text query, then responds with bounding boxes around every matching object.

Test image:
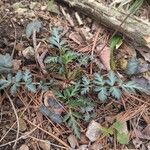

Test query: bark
[57,0,150,48]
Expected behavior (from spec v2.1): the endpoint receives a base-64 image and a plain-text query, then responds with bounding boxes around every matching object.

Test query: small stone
[19,144,29,150]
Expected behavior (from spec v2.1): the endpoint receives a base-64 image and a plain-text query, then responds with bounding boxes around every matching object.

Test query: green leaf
[62,51,77,65]
[93,73,105,86]
[125,57,139,75]
[117,132,129,144]
[44,56,59,64]
[113,121,123,132]
[25,83,36,93]
[100,127,113,136]
[121,81,143,93]
[109,35,123,50]
[0,79,11,90]
[70,84,80,97]
[128,0,144,14]
[64,110,80,138]
[81,76,90,95]
[10,84,17,95]
[0,53,13,73]
[109,87,121,100]
[26,20,42,38]
[107,70,117,86]
[23,70,32,83]
[97,87,108,102]
[109,35,123,70]
[15,70,23,82]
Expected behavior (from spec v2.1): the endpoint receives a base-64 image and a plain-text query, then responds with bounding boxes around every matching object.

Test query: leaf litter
[0,0,150,150]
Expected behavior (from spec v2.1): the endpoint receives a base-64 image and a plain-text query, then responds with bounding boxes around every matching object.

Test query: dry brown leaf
[86,120,101,142]
[90,142,103,150]
[39,140,51,150]
[12,59,21,71]
[19,144,29,150]
[67,134,79,149]
[142,125,150,140]
[69,32,84,45]
[96,44,110,70]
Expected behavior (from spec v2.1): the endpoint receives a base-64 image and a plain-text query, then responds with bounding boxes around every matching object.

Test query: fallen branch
[57,0,150,48]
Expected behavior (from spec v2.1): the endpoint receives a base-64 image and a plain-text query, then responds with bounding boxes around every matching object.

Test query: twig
[90,28,101,74]
[60,6,74,27]
[35,42,48,74]
[10,19,17,59]
[0,96,34,143]
[25,119,70,149]
[4,91,19,150]
[75,12,83,26]
[0,127,38,148]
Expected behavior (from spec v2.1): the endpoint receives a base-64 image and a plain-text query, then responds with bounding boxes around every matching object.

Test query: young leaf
[93,73,105,86]
[23,70,36,93]
[125,57,139,75]
[64,110,80,138]
[15,70,23,82]
[107,70,117,86]
[26,20,42,38]
[100,127,113,136]
[25,83,36,93]
[113,121,123,132]
[128,0,144,14]
[44,56,59,64]
[96,87,108,102]
[0,78,11,90]
[10,84,17,95]
[109,87,121,100]
[81,76,90,95]
[121,81,143,93]
[117,132,129,144]
[0,53,13,73]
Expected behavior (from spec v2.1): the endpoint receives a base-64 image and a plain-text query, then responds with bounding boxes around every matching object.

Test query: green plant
[0,53,13,73]
[100,121,129,145]
[55,84,94,138]
[44,28,78,78]
[0,70,36,95]
[81,70,144,102]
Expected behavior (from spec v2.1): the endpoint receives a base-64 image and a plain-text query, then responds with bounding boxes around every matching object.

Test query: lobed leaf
[109,86,121,100]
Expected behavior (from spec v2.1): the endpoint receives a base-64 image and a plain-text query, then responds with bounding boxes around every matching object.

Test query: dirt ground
[0,0,150,150]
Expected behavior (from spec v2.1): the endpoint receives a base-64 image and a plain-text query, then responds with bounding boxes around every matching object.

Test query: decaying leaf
[19,144,29,150]
[69,32,84,45]
[39,140,51,150]
[22,46,34,59]
[142,124,150,140]
[86,120,101,142]
[96,44,110,70]
[67,134,79,149]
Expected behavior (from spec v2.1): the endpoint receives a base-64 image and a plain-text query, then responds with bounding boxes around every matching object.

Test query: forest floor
[0,0,150,150]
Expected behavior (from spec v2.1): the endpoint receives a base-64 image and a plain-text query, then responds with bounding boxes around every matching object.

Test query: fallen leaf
[12,59,21,71]
[96,44,111,70]
[19,144,29,150]
[132,77,150,95]
[90,142,103,150]
[22,46,34,59]
[77,145,88,150]
[142,125,150,139]
[86,120,101,142]
[69,32,84,45]
[67,134,79,148]
[39,140,51,150]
